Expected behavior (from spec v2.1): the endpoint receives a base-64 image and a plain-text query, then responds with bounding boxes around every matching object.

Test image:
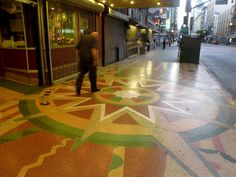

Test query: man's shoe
[92,88,100,93]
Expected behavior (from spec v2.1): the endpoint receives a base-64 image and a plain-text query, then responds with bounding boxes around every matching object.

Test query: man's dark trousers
[76,60,97,93]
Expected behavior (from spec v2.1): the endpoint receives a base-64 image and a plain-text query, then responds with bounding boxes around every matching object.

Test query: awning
[62,0,104,13]
[108,8,129,22]
[96,0,180,8]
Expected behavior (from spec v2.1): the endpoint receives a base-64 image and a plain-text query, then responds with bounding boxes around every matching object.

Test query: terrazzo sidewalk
[1,57,236,177]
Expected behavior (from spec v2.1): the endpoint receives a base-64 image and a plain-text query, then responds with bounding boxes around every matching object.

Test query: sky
[177,0,201,29]
[178,0,187,29]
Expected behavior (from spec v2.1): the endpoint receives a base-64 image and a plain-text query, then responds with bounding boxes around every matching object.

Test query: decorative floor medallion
[1,59,236,177]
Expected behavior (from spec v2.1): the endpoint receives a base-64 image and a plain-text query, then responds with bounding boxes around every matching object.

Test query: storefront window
[80,10,89,35]
[79,10,97,36]
[0,2,25,48]
[48,2,76,47]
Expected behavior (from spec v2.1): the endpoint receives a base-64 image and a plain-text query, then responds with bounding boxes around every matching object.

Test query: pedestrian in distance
[75,31,100,95]
[146,39,150,51]
[162,38,166,50]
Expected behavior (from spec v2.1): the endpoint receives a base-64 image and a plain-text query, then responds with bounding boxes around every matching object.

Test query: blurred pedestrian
[75,31,100,95]
[162,38,166,50]
[146,39,150,51]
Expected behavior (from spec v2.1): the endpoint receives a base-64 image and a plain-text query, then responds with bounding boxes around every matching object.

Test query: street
[200,44,236,100]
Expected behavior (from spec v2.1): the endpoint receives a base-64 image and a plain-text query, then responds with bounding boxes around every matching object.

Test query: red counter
[0,48,38,86]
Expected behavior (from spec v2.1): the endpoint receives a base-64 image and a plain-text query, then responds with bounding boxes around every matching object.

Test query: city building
[206,0,234,38]
[193,6,208,33]
[228,0,236,44]
[231,0,236,34]
[192,0,235,43]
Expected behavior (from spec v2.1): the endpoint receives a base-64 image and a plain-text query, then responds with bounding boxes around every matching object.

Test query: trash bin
[179,36,201,64]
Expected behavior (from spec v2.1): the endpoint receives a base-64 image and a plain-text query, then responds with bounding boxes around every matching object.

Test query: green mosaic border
[18,99,158,147]
[29,115,157,147]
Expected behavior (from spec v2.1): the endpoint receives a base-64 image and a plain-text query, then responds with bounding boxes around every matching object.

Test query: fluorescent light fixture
[88,0,95,3]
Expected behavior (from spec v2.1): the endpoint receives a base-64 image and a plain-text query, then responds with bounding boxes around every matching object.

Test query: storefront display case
[0,2,25,48]
[48,3,76,47]
[48,1,98,82]
[48,1,77,81]
[0,2,39,85]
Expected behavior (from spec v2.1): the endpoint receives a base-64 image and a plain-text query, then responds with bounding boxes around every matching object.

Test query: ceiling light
[102,0,106,3]
[157,2,161,5]
[130,1,134,4]
[110,3,114,7]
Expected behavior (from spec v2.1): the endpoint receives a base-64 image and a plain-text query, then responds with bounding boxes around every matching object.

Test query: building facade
[205,0,235,38]
[230,2,236,34]
[0,0,104,86]
[0,0,167,87]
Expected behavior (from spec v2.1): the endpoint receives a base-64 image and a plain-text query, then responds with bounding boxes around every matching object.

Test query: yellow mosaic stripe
[0,106,24,136]
[17,138,71,177]
[0,101,18,112]
[108,147,125,177]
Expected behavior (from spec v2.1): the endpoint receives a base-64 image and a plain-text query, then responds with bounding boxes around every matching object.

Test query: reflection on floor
[1,58,236,177]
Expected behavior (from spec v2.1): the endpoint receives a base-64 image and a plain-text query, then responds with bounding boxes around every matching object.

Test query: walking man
[162,38,166,50]
[75,32,100,95]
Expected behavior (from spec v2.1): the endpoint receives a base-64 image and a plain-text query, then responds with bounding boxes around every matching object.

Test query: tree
[196,30,208,39]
